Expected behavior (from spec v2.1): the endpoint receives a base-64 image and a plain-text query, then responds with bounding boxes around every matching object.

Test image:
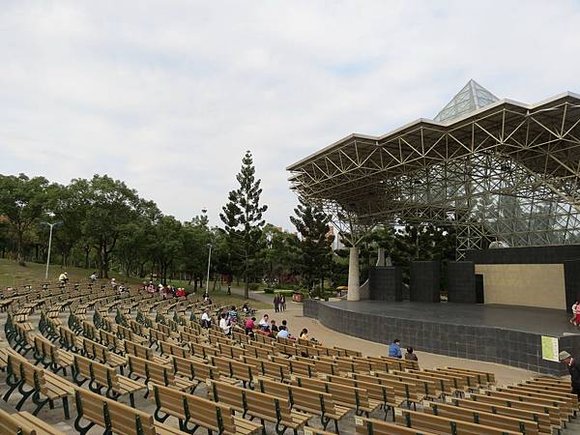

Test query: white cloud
[1,0,579,228]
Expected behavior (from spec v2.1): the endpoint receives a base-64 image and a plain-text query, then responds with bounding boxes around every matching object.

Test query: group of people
[273,294,286,312]
[388,338,418,362]
[142,281,187,298]
[244,314,293,339]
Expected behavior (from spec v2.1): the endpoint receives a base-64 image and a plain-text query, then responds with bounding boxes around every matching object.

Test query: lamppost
[205,243,212,294]
[41,217,62,280]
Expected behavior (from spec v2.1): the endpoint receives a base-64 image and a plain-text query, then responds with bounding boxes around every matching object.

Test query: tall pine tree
[220,151,268,298]
[290,197,334,296]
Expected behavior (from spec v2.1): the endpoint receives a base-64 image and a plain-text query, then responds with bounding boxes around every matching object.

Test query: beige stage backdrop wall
[475,264,566,310]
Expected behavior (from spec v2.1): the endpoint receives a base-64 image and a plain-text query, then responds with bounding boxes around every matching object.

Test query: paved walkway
[240,288,538,386]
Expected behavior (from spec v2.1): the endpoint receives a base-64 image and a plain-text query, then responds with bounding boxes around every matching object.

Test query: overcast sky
[1,1,579,229]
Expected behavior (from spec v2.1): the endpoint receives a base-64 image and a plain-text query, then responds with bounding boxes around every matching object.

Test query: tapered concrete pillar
[376,247,386,267]
[347,246,360,301]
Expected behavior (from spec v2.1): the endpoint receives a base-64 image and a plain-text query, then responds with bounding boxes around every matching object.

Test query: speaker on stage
[447,261,477,303]
[369,266,402,301]
[410,261,440,302]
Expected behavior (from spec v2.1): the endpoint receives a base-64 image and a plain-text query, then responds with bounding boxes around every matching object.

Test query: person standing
[572,301,580,326]
[273,295,280,313]
[388,338,402,358]
[280,295,286,312]
[559,351,580,398]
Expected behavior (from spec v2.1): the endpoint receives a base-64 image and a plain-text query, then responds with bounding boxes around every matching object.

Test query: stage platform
[304,300,580,375]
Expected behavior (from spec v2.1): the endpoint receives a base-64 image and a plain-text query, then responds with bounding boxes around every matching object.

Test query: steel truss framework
[288,91,580,259]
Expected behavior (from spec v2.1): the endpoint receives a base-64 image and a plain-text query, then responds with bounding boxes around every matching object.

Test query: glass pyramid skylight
[434,79,499,122]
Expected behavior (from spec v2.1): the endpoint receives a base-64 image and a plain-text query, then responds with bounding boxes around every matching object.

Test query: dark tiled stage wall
[304,300,580,375]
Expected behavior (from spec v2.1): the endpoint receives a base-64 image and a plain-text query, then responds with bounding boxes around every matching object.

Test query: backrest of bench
[208,380,246,413]
[183,390,236,433]
[0,408,37,435]
[90,360,119,390]
[259,377,332,415]
[74,354,93,379]
[128,355,148,379]
[153,384,187,420]
[190,358,218,381]
[126,340,152,360]
[147,360,174,386]
[355,417,436,435]
[76,388,156,435]
[429,402,539,434]
[398,409,521,435]
[245,386,292,423]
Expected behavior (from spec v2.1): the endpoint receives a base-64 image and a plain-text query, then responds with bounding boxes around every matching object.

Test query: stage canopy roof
[287,80,580,257]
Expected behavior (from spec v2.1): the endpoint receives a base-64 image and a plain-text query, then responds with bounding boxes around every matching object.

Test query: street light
[41,218,62,280]
[205,243,212,294]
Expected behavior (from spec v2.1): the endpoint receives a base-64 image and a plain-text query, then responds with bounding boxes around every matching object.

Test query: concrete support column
[347,246,360,301]
[376,247,386,267]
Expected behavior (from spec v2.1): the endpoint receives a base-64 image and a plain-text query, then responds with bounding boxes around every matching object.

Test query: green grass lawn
[0,258,269,308]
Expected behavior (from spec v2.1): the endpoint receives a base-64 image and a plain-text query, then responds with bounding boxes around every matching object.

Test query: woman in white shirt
[219,313,231,335]
[201,308,212,328]
[258,314,270,331]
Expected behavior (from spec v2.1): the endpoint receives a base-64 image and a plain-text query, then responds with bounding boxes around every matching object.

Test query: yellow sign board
[541,336,559,362]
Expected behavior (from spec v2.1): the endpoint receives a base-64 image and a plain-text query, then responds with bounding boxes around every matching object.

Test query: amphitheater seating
[256,376,350,432]
[74,387,185,435]
[208,379,311,434]
[1,280,578,435]
[71,353,145,407]
[152,383,262,434]
[393,408,522,434]
[3,350,75,419]
[0,408,65,435]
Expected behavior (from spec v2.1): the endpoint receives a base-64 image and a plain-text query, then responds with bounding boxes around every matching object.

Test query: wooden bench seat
[394,408,521,435]
[293,375,382,417]
[81,337,127,372]
[355,416,437,435]
[256,376,349,433]
[189,341,218,359]
[211,356,256,388]
[74,387,187,435]
[32,335,74,376]
[152,383,262,434]
[373,371,441,400]
[469,392,563,430]
[159,340,190,359]
[351,372,426,409]
[8,410,66,435]
[501,384,577,418]
[443,367,495,387]
[208,379,311,434]
[483,389,571,421]
[427,401,540,434]
[127,355,196,394]
[324,374,397,419]
[239,355,289,382]
[124,339,170,366]
[448,396,552,433]
[72,354,145,407]
[3,351,74,419]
